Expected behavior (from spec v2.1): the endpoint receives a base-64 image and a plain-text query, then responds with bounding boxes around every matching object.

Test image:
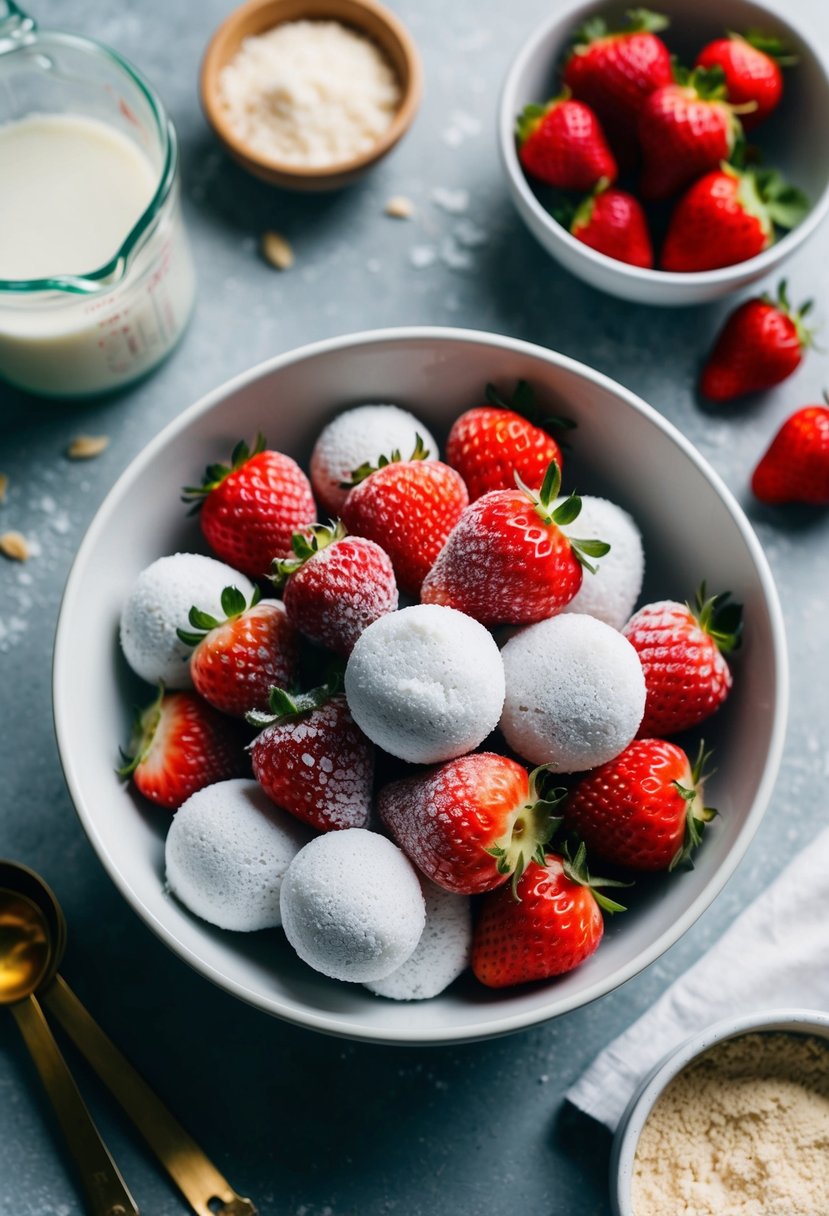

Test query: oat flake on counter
[217,20,402,168]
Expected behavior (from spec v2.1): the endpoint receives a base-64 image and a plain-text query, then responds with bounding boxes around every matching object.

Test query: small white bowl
[53,327,787,1044]
[611,1007,829,1215]
[499,0,829,305]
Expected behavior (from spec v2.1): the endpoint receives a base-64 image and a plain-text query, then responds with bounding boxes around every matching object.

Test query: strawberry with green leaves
[567,180,654,268]
[752,404,829,506]
[564,739,715,872]
[420,460,609,626]
[517,93,617,191]
[695,32,795,131]
[699,280,812,400]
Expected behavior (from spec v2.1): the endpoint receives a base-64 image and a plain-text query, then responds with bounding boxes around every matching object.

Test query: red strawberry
[249,683,373,831]
[119,689,248,810]
[182,434,317,578]
[752,404,829,506]
[564,739,715,872]
[471,844,626,988]
[699,280,812,400]
[623,585,742,737]
[272,521,398,656]
[420,461,608,626]
[638,68,742,201]
[696,32,793,131]
[569,182,653,268]
[445,381,564,502]
[563,9,672,165]
[176,585,298,717]
[517,95,617,191]
[341,436,468,597]
[378,753,565,895]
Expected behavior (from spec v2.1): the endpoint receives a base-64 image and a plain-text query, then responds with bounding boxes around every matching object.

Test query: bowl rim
[498,0,829,288]
[199,0,422,184]
[610,1007,829,1216]
[52,326,789,1045]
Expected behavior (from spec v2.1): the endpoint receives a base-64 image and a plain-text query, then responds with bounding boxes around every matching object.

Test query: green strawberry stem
[573,8,668,46]
[486,765,567,900]
[669,741,717,871]
[562,841,631,914]
[514,461,610,574]
[342,433,430,489]
[245,671,342,729]
[672,64,727,99]
[117,685,164,777]
[760,279,814,349]
[270,520,346,585]
[739,29,798,67]
[176,584,261,648]
[690,582,743,654]
[485,381,576,434]
[181,434,266,509]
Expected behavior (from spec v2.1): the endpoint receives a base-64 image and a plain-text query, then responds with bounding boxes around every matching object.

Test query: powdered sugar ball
[165,779,312,931]
[280,829,426,982]
[500,613,646,771]
[365,880,472,1000]
[120,553,254,688]
[310,404,438,516]
[558,496,645,629]
[344,604,505,763]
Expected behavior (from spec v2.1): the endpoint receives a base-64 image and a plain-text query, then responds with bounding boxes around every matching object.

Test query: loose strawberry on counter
[699,280,812,401]
[516,93,617,191]
[752,404,829,506]
[177,585,298,718]
[623,585,742,738]
[564,739,715,872]
[568,181,653,268]
[182,434,317,578]
[695,32,794,131]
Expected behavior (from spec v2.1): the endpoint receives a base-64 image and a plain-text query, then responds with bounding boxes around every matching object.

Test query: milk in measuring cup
[0,113,195,397]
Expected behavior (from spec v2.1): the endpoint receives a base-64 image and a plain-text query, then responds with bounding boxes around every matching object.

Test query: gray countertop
[2,1,829,1213]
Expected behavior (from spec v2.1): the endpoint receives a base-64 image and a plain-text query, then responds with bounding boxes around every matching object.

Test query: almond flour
[632,1031,829,1216]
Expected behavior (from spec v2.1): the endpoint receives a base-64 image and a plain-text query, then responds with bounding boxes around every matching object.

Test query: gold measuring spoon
[0,866,139,1216]
[0,862,256,1216]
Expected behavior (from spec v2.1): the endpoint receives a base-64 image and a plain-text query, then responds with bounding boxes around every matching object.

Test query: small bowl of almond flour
[200,0,421,189]
[611,1009,829,1216]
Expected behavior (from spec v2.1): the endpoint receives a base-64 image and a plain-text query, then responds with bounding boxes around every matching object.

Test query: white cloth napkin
[566,823,829,1131]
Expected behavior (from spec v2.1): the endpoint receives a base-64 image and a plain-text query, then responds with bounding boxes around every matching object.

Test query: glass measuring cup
[0,2,196,398]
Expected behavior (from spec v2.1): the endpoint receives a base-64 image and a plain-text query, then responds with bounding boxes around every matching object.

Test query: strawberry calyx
[561,841,630,914]
[688,582,744,654]
[341,433,430,489]
[737,29,798,68]
[753,175,810,232]
[570,176,613,234]
[181,434,266,508]
[245,672,342,729]
[176,584,262,648]
[485,381,576,436]
[485,765,567,899]
[671,63,729,101]
[670,741,717,871]
[572,7,668,49]
[760,279,814,348]
[270,520,346,585]
[515,460,610,574]
[516,90,570,144]
[117,685,165,777]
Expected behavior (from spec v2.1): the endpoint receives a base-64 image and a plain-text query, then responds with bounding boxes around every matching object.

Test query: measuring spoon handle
[41,975,256,1216]
[11,993,139,1216]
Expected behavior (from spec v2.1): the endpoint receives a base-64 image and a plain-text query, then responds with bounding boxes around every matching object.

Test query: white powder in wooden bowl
[632,1032,829,1216]
[217,20,402,168]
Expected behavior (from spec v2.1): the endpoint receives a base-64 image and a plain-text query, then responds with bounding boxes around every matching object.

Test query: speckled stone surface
[1,1,829,1214]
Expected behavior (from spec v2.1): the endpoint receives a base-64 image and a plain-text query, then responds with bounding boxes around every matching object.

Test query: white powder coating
[559,496,645,630]
[365,879,472,1000]
[120,554,254,688]
[217,21,402,169]
[165,779,312,932]
[632,1032,829,1216]
[344,604,506,764]
[500,613,645,772]
[310,404,439,516]
[280,829,425,982]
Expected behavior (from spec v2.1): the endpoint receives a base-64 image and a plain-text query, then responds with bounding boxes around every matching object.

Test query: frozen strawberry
[379,753,565,896]
[445,381,565,502]
[176,585,298,718]
[249,683,374,832]
[699,280,812,400]
[696,32,794,131]
[341,436,468,597]
[564,739,715,872]
[623,585,742,737]
[471,844,626,988]
[182,434,317,578]
[751,404,829,506]
[272,521,398,656]
[119,689,248,810]
[517,94,617,191]
[420,460,608,626]
[569,182,653,268]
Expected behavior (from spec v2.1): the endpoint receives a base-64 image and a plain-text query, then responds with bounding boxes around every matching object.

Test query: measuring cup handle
[0,1,36,47]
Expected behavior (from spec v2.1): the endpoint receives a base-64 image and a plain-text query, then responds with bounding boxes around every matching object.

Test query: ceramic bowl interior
[610,1008,829,1216]
[53,328,787,1044]
[200,0,422,190]
[499,0,829,304]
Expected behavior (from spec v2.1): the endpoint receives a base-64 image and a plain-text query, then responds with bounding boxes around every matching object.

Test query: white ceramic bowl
[53,328,787,1044]
[610,1007,829,1215]
[499,0,829,305]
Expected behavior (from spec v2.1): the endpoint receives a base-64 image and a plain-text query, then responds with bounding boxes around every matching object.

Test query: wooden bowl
[200,0,422,190]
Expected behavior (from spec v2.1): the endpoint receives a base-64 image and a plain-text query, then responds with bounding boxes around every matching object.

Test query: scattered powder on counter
[217,21,402,168]
[632,1032,829,1216]
[431,186,469,214]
